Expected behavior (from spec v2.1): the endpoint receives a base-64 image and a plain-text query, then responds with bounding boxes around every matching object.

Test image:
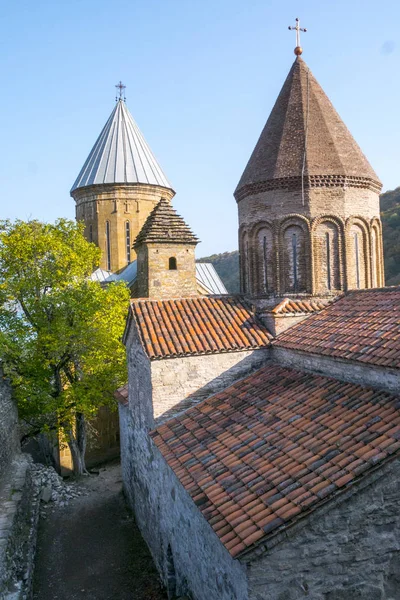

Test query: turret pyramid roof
[133,198,199,247]
[235,57,381,197]
[71,99,172,193]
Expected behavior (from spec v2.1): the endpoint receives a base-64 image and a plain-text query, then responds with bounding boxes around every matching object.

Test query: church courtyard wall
[273,346,400,395]
[244,457,400,600]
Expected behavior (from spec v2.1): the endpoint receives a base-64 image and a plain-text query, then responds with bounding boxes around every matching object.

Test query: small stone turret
[134,198,199,299]
[235,56,384,298]
[71,98,174,273]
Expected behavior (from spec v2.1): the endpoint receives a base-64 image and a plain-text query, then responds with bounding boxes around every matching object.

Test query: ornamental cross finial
[288,18,307,56]
[115,81,126,101]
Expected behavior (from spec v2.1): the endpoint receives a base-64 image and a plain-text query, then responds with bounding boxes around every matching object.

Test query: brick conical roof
[133,198,199,247]
[235,57,381,198]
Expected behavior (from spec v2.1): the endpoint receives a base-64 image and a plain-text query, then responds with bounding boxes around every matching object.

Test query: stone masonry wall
[73,183,174,273]
[119,375,249,600]
[151,349,270,424]
[0,372,19,478]
[273,346,400,395]
[245,457,400,600]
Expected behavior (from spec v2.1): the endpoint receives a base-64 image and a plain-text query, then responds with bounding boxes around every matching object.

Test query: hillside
[198,190,400,292]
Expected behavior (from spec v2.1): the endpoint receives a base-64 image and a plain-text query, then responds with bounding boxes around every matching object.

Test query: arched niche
[370,218,383,287]
[240,229,250,294]
[346,217,370,289]
[252,223,275,295]
[313,218,343,293]
[280,217,310,294]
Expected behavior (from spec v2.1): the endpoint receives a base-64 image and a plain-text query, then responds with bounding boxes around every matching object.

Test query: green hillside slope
[198,189,400,292]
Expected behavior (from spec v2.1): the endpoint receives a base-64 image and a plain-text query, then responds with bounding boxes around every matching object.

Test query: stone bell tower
[134,198,199,299]
[71,84,174,273]
[235,29,384,300]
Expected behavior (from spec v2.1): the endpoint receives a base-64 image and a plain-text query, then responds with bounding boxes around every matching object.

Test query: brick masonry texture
[72,183,174,273]
[235,56,384,297]
[151,364,400,559]
[274,287,400,369]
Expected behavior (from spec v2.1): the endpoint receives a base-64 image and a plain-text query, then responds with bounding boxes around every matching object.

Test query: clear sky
[0,0,399,256]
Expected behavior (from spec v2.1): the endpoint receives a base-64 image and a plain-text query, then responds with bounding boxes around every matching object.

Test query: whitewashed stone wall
[273,346,400,395]
[245,458,400,600]
[151,349,270,424]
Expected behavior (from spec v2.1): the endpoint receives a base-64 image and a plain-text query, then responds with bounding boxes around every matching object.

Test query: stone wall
[72,183,174,272]
[119,397,249,600]
[244,457,400,600]
[151,349,270,424]
[273,346,400,395]
[0,373,19,477]
[136,243,198,299]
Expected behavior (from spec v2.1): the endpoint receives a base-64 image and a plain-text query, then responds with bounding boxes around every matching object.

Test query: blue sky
[0,0,399,256]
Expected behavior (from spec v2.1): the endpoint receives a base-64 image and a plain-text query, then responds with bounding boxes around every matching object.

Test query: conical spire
[133,198,199,247]
[71,99,172,193]
[235,57,381,197]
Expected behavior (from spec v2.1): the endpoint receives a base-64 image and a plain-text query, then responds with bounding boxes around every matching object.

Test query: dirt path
[33,462,167,600]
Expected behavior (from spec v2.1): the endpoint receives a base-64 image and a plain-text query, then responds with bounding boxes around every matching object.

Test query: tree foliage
[0,219,130,473]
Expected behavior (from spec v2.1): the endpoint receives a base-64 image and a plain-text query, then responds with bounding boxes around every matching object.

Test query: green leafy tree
[0,219,130,475]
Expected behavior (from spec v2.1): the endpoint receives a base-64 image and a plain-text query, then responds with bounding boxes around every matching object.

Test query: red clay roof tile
[150,364,400,558]
[274,288,400,369]
[129,296,272,359]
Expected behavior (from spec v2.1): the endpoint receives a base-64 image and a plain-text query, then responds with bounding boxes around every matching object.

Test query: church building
[115,27,399,600]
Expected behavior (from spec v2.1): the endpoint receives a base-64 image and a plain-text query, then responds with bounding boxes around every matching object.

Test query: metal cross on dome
[288,18,307,56]
[115,81,126,101]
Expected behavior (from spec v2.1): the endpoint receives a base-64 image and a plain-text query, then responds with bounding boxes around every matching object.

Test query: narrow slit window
[89,224,93,243]
[263,236,268,293]
[354,233,360,289]
[326,232,331,290]
[292,233,298,291]
[126,221,131,264]
[105,221,111,271]
[169,257,177,270]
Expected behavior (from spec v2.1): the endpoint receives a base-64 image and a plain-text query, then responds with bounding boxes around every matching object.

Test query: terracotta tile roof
[130,296,272,360]
[151,364,400,558]
[115,384,128,405]
[271,297,335,315]
[275,288,400,369]
[133,198,199,247]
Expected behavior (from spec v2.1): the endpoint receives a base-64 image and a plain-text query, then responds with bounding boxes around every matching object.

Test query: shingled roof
[235,57,381,198]
[128,296,272,359]
[274,288,400,369]
[133,198,199,247]
[151,364,400,558]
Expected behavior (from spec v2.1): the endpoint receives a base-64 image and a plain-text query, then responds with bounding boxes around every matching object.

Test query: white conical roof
[71,99,172,193]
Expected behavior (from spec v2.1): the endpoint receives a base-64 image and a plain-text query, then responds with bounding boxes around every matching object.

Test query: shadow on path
[33,463,167,600]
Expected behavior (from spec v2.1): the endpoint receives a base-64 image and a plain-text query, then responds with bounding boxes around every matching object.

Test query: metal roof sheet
[195,263,228,294]
[71,99,172,193]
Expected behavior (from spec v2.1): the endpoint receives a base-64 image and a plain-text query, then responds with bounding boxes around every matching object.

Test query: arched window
[125,221,131,264]
[105,221,111,271]
[354,232,360,289]
[326,232,331,290]
[89,224,93,243]
[169,257,177,270]
[255,226,273,295]
[292,233,298,291]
